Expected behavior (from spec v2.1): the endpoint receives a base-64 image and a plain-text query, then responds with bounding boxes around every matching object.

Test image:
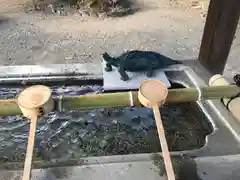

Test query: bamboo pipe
[209,75,240,122]
[0,85,239,116]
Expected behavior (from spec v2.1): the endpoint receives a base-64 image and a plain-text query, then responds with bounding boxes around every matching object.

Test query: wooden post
[198,0,240,74]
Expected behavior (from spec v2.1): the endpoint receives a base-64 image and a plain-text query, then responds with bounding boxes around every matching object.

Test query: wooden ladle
[17,85,54,180]
[138,80,175,180]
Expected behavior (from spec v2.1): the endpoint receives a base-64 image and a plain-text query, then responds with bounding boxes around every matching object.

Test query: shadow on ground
[0,16,10,25]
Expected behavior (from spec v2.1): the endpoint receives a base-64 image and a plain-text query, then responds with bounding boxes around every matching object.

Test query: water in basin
[0,84,213,167]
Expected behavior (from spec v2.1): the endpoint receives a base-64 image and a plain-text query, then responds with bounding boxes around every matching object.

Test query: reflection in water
[0,85,212,164]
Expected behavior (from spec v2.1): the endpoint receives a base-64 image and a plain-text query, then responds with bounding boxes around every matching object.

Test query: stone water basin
[0,64,240,179]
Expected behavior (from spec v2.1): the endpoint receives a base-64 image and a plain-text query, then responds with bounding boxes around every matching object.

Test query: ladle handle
[22,116,38,180]
[153,104,175,180]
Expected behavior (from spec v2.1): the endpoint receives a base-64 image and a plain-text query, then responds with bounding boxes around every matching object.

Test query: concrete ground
[0,0,239,78]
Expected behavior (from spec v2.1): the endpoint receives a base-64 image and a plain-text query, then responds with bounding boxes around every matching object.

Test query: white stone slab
[102,62,171,90]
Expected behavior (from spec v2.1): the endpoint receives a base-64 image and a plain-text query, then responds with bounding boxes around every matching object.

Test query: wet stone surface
[0,85,213,166]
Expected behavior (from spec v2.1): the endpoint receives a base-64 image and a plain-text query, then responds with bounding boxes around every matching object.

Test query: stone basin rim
[0,63,239,169]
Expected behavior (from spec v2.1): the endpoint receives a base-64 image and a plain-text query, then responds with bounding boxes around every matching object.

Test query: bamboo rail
[0,85,239,116]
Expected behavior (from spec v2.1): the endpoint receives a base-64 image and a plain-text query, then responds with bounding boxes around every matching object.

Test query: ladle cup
[17,85,54,180]
[138,80,175,180]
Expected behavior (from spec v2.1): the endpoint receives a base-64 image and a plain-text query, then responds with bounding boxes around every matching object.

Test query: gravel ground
[0,0,239,78]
